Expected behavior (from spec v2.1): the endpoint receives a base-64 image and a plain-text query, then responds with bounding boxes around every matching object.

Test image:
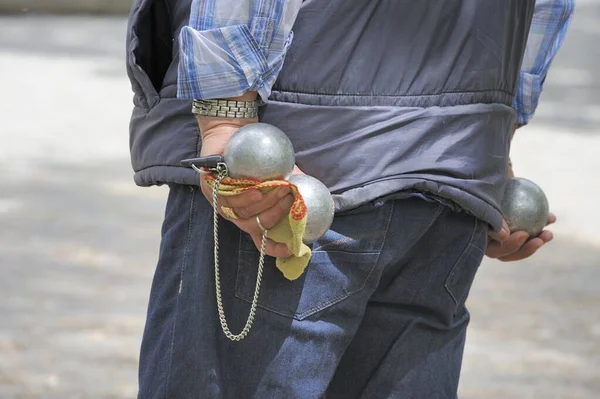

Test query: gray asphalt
[0,5,599,399]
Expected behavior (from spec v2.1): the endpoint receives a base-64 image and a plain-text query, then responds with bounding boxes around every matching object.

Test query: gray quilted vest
[126,0,535,231]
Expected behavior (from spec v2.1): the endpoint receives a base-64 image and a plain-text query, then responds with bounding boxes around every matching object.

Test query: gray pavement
[0,1,133,15]
[0,6,599,399]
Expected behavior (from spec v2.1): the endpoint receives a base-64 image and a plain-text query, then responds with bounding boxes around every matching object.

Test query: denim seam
[234,252,380,320]
[443,216,480,307]
[468,242,485,256]
[235,203,395,320]
[293,203,395,319]
[294,216,394,319]
[410,203,446,251]
[164,186,197,399]
[388,202,445,271]
[397,202,447,304]
[353,203,448,396]
[351,199,397,296]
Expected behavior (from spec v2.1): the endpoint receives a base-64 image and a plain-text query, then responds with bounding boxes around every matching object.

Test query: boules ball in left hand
[224,123,295,181]
[288,174,335,244]
[501,177,549,237]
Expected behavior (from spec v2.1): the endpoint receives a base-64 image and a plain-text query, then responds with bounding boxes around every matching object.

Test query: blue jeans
[138,185,488,399]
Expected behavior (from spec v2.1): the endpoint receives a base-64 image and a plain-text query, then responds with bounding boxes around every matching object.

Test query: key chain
[183,156,267,341]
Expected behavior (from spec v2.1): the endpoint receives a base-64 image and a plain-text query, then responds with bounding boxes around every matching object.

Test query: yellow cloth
[204,173,311,281]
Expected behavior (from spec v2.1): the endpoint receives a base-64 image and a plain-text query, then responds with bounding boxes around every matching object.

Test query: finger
[199,180,238,220]
[234,186,291,219]
[199,175,264,211]
[498,237,545,262]
[486,231,529,259]
[228,193,294,235]
[547,212,557,226]
[537,230,554,243]
[251,234,292,258]
[489,220,510,242]
[218,189,263,208]
[251,194,295,231]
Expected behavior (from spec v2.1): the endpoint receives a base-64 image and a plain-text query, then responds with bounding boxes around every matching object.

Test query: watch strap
[191,99,259,119]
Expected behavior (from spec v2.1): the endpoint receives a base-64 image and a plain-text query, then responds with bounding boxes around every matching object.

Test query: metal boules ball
[501,177,549,237]
[288,174,335,244]
[224,123,295,181]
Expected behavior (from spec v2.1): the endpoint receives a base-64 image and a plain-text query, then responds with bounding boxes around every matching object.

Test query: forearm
[513,0,575,126]
[177,0,302,102]
[178,0,302,146]
[197,91,259,140]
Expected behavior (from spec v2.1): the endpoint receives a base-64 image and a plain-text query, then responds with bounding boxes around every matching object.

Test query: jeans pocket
[235,202,393,320]
[444,217,488,314]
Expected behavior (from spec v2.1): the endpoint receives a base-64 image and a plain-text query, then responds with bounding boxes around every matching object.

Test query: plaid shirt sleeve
[513,0,575,126]
[177,0,302,101]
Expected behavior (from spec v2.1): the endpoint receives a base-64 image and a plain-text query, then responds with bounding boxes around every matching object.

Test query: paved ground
[0,0,133,14]
[0,6,599,399]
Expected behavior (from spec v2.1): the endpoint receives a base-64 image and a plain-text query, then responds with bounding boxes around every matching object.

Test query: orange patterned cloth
[204,173,311,281]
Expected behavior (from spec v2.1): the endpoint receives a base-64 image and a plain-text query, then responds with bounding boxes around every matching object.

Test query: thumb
[489,219,510,242]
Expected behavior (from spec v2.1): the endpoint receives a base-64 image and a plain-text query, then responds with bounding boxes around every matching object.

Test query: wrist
[197,116,258,139]
[195,91,259,138]
[198,126,236,157]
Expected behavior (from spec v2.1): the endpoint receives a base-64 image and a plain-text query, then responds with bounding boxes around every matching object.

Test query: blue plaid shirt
[514,0,575,125]
[177,0,574,125]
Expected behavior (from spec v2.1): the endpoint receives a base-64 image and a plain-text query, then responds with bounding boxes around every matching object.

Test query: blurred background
[0,1,598,398]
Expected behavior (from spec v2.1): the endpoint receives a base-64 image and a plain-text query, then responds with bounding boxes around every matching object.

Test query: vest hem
[134,165,201,188]
[269,89,514,108]
[333,177,503,232]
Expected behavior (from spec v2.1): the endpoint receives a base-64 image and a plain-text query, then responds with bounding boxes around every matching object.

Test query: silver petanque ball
[289,174,335,244]
[501,177,549,237]
[224,123,295,181]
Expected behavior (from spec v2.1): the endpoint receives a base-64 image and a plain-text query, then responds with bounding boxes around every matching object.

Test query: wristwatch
[192,99,259,119]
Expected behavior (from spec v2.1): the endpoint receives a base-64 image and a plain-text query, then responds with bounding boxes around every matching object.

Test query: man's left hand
[486,213,556,262]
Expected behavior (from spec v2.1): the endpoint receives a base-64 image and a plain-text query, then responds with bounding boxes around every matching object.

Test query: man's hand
[197,98,297,258]
[486,158,556,262]
[485,213,556,262]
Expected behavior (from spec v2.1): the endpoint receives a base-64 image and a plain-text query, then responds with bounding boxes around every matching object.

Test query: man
[126,0,574,397]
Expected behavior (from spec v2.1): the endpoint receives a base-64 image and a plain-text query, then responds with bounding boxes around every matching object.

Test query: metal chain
[212,164,267,341]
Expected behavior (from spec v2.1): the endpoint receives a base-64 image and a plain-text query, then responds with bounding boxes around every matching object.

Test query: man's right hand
[485,215,556,261]
[198,112,296,258]
[485,159,556,262]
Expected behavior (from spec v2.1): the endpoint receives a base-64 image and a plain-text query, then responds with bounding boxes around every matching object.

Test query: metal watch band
[191,99,259,119]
